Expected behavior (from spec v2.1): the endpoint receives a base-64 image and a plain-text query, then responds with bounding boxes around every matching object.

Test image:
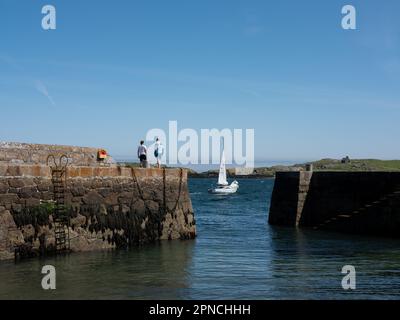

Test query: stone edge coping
[0,164,187,179]
[0,141,100,152]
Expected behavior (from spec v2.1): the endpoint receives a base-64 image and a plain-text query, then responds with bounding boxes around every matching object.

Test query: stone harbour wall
[268,172,301,226]
[0,141,116,167]
[0,164,196,261]
[269,171,400,237]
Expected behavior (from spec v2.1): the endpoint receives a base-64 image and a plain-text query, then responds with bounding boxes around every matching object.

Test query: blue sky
[1,0,400,164]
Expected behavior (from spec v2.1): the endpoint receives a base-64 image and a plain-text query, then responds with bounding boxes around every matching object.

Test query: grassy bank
[190,159,400,178]
[121,159,400,178]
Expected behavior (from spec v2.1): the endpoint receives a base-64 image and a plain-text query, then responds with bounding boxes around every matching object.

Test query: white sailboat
[208,149,239,194]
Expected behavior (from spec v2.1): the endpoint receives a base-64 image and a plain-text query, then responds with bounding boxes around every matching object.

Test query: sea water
[0,178,400,300]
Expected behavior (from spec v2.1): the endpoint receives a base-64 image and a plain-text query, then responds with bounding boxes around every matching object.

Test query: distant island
[122,158,400,179]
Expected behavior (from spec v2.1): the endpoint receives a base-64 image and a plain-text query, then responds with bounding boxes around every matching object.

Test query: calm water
[1,178,400,300]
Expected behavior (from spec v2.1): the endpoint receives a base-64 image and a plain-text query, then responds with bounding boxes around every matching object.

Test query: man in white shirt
[137,140,148,168]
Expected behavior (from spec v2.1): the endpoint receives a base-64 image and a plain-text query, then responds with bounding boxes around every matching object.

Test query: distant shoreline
[122,158,400,179]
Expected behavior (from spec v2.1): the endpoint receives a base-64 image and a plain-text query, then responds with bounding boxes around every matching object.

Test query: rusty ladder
[47,155,70,253]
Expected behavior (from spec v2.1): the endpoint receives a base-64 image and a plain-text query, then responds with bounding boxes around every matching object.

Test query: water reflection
[268,226,400,299]
[0,241,195,300]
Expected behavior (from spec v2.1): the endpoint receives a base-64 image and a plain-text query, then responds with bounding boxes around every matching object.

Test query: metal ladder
[47,155,70,253]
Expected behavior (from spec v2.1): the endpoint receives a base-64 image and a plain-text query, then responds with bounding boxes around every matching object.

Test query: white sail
[218,150,228,186]
[208,147,239,194]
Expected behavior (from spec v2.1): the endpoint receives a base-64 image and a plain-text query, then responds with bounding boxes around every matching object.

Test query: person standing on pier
[137,140,148,168]
[154,137,164,169]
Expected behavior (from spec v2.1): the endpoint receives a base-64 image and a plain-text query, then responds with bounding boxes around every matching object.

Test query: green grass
[310,159,400,172]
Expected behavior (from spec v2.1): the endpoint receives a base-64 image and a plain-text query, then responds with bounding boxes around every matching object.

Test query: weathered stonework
[269,171,400,237]
[0,141,116,167]
[0,143,196,261]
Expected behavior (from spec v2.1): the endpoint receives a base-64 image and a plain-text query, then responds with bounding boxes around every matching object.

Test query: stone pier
[269,171,400,237]
[0,142,196,261]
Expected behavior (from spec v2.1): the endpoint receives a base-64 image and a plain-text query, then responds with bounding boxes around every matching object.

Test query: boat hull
[208,181,239,194]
